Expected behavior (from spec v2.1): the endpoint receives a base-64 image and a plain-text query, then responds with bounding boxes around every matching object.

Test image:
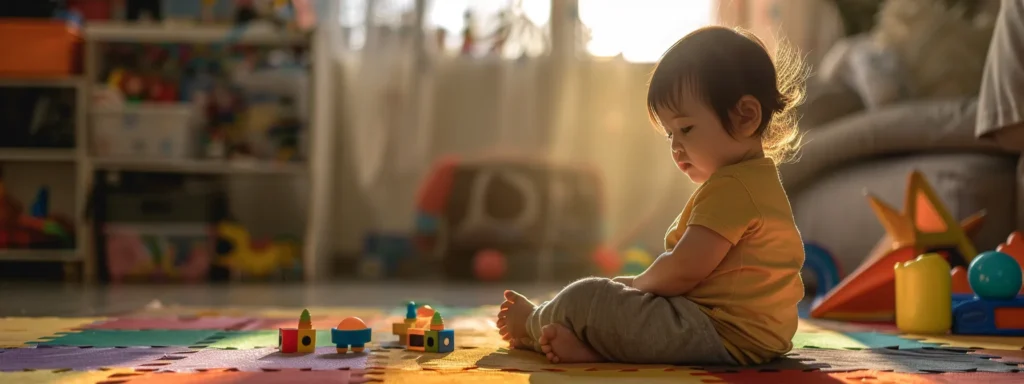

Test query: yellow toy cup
[894,253,951,334]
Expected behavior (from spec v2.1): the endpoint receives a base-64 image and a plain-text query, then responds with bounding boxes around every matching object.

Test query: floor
[0,281,565,317]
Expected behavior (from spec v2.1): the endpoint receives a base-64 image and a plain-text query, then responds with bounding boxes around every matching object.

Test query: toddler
[497,26,808,366]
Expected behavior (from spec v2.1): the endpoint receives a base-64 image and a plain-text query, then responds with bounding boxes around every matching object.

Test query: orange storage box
[0,19,82,77]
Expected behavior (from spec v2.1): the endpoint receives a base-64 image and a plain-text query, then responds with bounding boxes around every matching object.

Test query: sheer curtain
[328,0,841,257]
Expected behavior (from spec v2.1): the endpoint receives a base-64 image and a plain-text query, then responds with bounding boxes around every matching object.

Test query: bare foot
[496,290,536,349]
[538,323,603,364]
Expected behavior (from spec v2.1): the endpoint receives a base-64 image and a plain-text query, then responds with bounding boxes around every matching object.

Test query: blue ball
[968,251,1023,300]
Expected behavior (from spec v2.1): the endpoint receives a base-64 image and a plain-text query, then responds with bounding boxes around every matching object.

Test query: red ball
[473,249,507,281]
[592,245,622,277]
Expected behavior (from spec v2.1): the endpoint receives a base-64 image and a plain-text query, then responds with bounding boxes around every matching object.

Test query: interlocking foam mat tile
[31,330,220,348]
[202,330,335,349]
[110,369,375,384]
[0,368,134,384]
[791,330,941,350]
[901,334,1024,350]
[970,349,1024,364]
[85,317,254,331]
[7,305,1024,382]
[698,370,1024,383]
[365,367,709,383]
[149,347,387,371]
[0,346,188,371]
[0,317,107,348]
[697,347,1021,373]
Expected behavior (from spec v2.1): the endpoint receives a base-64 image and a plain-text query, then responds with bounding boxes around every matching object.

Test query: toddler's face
[656,90,756,184]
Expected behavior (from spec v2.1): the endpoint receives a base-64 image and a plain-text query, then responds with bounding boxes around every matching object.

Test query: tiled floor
[0,281,565,317]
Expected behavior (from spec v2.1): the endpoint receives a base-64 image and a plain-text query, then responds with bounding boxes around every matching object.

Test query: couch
[779,77,1019,275]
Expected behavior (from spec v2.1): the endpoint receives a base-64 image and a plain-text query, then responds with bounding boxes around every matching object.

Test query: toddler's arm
[631,224,731,297]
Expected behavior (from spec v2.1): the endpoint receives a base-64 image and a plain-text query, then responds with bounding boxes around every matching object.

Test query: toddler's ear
[729,95,762,138]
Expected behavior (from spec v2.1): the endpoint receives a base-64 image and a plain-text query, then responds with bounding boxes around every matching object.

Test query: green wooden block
[424,330,439,353]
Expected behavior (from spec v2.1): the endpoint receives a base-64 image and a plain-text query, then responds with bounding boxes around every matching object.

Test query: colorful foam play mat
[2,304,1023,383]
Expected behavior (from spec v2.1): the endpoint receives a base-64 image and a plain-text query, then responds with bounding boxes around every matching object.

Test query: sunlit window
[429,0,550,57]
[579,0,715,63]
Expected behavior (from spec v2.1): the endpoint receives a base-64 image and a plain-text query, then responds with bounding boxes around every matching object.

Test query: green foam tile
[31,330,219,347]
[204,330,334,349]
[792,331,941,350]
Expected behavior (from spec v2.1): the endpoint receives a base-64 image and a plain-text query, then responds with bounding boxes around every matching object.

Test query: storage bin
[0,19,81,76]
[104,223,214,283]
[91,103,197,159]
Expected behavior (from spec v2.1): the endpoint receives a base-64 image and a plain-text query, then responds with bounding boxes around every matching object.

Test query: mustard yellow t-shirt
[664,157,805,365]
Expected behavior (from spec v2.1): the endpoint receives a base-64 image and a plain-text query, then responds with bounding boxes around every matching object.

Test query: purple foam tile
[86,317,254,330]
[0,346,189,371]
[155,347,384,372]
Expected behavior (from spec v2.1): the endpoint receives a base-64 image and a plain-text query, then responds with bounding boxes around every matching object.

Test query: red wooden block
[279,328,298,353]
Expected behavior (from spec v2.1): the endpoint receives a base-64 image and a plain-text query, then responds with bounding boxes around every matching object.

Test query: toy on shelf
[331,317,372,354]
[407,311,455,353]
[216,221,300,279]
[0,182,74,249]
[279,309,316,353]
[952,249,1024,336]
[894,253,951,334]
[392,302,418,344]
[811,171,986,321]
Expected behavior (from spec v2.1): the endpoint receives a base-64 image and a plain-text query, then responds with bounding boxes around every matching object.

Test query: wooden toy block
[436,329,455,353]
[297,329,316,353]
[393,302,418,344]
[279,328,298,353]
[953,295,1024,336]
[407,328,426,352]
[331,317,371,354]
[424,330,440,353]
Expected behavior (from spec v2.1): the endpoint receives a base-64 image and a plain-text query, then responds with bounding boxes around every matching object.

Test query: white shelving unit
[72,21,333,283]
[0,77,87,278]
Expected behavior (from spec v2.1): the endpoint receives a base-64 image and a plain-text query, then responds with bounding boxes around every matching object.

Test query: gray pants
[524,277,737,365]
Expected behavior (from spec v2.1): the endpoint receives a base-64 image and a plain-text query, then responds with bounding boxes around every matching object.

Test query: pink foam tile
[86,317,255,331]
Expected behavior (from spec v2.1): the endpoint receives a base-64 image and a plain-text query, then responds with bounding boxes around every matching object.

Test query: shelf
[0,77,86,89]
[91,157,308,175]
[0,249,80,262]
[0,148,77,162]
[85,21,308,45]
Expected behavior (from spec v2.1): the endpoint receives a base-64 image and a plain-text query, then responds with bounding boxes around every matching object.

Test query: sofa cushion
[781,98,1013,192]
[791,153,1016,275]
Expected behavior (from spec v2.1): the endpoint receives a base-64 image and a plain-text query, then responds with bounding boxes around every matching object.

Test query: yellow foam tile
[0,317,106,347]
[901,334,1024,350]
[0,368,132,384]
[364,367,708,384]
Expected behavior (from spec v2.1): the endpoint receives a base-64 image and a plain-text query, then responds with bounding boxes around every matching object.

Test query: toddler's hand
[612,276,634,287]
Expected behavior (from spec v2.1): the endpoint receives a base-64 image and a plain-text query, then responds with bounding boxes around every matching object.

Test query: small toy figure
[122,73,146,102]
[279,309,316,353]
[331,317,372,353]
[392,301,418,344]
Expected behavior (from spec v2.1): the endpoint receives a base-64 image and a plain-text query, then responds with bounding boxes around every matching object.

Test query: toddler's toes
[541,324,559,341]
[541,344,552,354]
[496,317,507,328]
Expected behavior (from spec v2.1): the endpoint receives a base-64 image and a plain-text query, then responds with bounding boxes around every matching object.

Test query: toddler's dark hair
[646,26,808,163]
